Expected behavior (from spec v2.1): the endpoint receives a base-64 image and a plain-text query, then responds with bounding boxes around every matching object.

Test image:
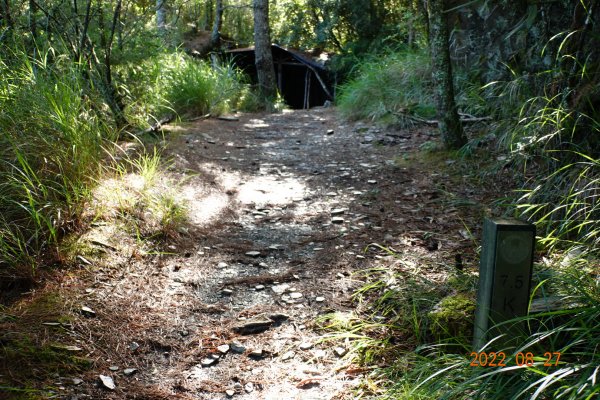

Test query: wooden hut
[226,44,334,109]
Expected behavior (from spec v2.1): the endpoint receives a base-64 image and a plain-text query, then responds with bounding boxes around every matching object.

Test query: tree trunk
[253,0,277,100]
[105,0,127,128]
[0,0,13,29]
[427,0,466,149]
[156,0,166,35]
[29,0,37,40]
[210,0,223,47]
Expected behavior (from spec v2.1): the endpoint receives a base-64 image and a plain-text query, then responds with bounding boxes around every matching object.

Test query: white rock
[201,358,217,367]
[289,292,303,299]
[217,344,230,354]
[334,347,348,357]
[245,251,261,257]
[81,306,96,317]
[299,342,313,350]
[99,375,115,390]
[272,284,290,294]
[315,296,325,302]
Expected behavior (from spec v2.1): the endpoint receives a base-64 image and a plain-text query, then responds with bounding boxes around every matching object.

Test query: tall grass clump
[336,50,435,124]
[121,52,251,126]
[336,49,486,127]
[0,49,117,272]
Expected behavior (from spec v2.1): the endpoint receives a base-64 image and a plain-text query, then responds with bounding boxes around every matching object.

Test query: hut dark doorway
[227,45,334,109]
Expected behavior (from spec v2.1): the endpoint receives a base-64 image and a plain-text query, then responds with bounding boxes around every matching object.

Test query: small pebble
[249,349,263,359]
[230,341,246,354]
[217,344,230,354]
[201,358,217,367]
[334,347,348,357]
[299,342,313,350]
[315,296,325,302]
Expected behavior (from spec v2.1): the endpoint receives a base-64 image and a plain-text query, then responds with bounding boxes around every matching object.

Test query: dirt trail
[2,108,496,399]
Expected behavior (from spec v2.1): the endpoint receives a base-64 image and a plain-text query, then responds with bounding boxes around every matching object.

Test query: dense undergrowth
[336,49,485,128]
[0,50,116,273]
[0,41,253,277]
[332,35,599,400]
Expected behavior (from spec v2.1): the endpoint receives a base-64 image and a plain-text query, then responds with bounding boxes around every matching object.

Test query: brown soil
[0,108,509,399]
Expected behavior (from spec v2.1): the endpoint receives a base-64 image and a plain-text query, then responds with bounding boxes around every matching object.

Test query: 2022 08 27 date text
[469,351,561,367]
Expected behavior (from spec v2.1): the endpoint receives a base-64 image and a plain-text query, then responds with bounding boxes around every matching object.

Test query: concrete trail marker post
[473,218,535,351]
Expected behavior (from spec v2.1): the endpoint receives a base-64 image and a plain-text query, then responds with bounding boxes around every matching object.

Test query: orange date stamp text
[469,351,561,367]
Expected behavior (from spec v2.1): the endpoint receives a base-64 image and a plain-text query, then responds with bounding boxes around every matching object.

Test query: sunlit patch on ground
[180,185,230,225]
[236,175,308,206]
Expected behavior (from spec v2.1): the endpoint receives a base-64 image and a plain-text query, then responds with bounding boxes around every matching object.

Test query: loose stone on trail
[245,251,261,257]
[99,375,116,390]
[331,208,346,215]
[123,368,137,376]
[299,342,313,350]
[201,357,218,367]
[272,284,290,294]
[217,344,230,354]
[334,347,348,357]
[331,217,345,224]
[230,341,246,354]
[81,306,96,317]
[248,349,264,359]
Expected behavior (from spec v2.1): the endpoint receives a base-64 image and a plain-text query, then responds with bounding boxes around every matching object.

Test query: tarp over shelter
[227,44,334,109]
